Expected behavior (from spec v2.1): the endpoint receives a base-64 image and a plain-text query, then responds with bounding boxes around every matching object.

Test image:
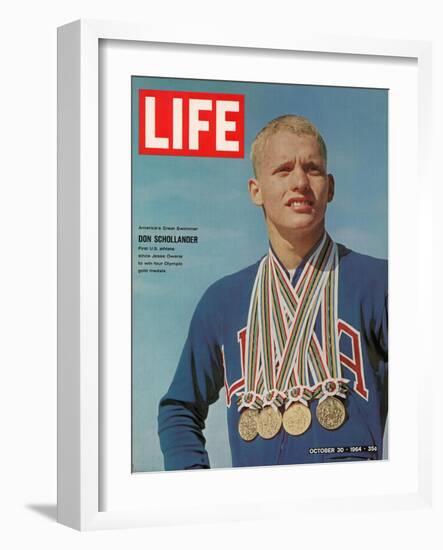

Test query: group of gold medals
[237,234,349,442]
[238,384,347,441]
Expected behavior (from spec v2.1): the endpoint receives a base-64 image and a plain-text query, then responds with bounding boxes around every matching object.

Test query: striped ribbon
[238,257,266,410]
[237,233,347,411]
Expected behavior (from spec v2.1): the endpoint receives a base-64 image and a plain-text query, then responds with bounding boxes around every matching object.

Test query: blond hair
[250,114,327,177]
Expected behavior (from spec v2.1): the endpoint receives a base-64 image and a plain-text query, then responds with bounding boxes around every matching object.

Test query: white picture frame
[57,19,433,531]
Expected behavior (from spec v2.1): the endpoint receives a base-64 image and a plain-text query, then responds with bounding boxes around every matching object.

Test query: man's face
[249,131,334,239]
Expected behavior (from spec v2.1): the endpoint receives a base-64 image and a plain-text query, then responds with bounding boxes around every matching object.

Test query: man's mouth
[286,198,314,207]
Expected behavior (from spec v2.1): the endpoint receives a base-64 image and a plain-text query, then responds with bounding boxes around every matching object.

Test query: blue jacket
[158,244,388,470]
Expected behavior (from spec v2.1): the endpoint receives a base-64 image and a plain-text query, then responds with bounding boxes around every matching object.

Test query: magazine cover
[131,76,388,473]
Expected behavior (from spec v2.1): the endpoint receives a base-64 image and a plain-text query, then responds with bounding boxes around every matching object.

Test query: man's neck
[268,225,325,270]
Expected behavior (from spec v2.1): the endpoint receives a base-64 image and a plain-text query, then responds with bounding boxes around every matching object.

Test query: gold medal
[257,406,282,439]
[238,409,259,441]
[316,396,346,430]
[282,402,312,436]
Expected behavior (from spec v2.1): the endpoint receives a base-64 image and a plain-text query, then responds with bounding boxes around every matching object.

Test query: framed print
[57,20,433,531]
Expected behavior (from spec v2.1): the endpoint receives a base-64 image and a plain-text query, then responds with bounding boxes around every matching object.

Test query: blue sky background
[131,76,388,472]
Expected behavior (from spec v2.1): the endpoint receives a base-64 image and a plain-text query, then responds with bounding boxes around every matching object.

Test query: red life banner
[138,89,244,158]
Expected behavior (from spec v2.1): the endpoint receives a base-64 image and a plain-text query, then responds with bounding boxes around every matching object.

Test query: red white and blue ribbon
[237,233,348,411]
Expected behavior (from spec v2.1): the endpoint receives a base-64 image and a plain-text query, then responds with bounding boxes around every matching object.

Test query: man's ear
[248,178,263,206]
[327,174,335,202]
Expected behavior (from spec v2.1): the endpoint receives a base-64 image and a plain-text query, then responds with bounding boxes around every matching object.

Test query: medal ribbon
[271,238,348,406]
[238,233,347,411]
[272,235,333,388]
[308,249,349,402]
[237,257,266,411]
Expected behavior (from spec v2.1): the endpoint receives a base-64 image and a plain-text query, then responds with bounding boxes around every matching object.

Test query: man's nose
[289,166,309,191]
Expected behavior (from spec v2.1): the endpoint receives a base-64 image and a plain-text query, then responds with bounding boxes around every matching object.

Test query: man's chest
[218,297,371,408]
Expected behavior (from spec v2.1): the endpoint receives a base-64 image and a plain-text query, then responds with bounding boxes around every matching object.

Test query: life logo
[138,89,245,158]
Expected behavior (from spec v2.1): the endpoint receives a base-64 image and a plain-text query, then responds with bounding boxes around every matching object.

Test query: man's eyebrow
[304,159,323,167]
[271,160,294,174]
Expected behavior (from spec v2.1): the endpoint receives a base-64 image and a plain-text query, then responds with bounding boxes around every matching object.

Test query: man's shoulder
[196,259,262,312]
[338,243,387,266]
[338,243,388,288]
[205,260,262,297]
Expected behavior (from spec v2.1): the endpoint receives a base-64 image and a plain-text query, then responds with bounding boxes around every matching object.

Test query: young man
[158,115,388,470]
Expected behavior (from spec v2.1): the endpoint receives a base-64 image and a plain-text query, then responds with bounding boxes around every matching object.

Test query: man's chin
[280,222,317,234]
[273,220,325,240]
